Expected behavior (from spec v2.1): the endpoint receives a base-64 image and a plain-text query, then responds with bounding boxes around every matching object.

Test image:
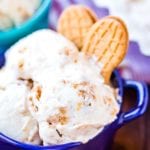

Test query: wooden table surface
[112,86,150,150]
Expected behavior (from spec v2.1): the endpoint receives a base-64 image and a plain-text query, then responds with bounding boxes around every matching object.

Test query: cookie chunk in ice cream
[0,29,119,145]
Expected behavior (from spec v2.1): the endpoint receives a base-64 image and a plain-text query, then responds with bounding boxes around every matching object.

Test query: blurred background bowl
[0,0,51,53]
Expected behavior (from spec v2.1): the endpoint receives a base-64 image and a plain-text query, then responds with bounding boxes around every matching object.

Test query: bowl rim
[0,70,123,149]
[0,0,51,38]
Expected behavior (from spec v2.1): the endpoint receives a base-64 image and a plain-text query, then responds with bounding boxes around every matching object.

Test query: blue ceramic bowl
[0,57,148,150]
[0,0,51,49]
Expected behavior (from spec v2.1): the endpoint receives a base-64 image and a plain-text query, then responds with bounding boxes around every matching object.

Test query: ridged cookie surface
[57,5,97,49]
[82,16,129,82]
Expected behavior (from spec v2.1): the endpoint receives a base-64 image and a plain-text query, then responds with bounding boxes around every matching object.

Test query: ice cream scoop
[0,81,41,144]
[0,29,119,145]
[0,0,41,30]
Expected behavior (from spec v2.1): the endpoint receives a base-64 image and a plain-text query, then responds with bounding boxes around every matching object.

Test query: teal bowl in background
[0,0,51,52]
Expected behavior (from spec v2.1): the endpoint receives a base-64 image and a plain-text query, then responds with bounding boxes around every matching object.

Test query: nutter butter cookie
[82,16,129,82]
[57,5,129,83]
[57,5,97,49]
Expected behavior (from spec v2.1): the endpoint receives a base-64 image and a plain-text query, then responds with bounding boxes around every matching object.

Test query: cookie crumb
[36,86,42,100]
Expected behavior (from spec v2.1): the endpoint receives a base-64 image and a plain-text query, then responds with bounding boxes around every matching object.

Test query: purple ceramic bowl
[0,53,148,150]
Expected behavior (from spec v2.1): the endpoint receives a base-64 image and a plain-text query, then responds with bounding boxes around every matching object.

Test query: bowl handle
[118,80,149,125]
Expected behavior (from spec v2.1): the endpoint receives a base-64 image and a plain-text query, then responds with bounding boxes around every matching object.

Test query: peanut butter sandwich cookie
[82,16,129,83]
[57,5,97,49]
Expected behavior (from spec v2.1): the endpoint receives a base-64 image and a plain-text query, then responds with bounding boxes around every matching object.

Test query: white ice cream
[94,0,150,56]
[0,0,41,30]
[0,29,119,145]
[0,79,41,144]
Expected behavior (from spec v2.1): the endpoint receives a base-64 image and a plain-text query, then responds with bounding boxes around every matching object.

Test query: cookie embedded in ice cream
[0,29,120,145]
